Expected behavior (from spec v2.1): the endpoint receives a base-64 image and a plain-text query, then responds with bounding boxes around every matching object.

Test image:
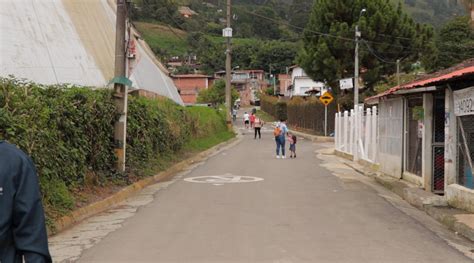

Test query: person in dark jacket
[0,141,52,263]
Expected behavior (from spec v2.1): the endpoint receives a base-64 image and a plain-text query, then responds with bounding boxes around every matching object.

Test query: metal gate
[406,96,423,176]
[458,115,474,189]
[432,95,445,193]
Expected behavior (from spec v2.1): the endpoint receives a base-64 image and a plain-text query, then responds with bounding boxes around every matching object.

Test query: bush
[0,78,117,217]
[260,94,336,135]
[0,77,233,221]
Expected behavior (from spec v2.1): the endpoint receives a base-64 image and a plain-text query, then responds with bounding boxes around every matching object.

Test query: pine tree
[298,0,434,96]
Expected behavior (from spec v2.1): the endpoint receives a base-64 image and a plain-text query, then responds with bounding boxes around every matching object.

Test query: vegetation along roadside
[0,77,235,233]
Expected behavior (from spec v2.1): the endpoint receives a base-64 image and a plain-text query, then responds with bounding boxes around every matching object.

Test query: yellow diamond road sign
[319,91,334,106]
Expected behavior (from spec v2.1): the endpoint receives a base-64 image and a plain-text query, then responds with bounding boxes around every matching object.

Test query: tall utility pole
[354,25,360,110]
[113,0,128,172]
[354,8,366,110]
[224,0,232,128]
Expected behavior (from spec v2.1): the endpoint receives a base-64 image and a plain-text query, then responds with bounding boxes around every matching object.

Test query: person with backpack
[288,132,297,158]
[253,116,264,139]
[274,120,288,159]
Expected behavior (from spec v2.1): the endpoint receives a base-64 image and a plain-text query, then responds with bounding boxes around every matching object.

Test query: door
[432,94,445,193]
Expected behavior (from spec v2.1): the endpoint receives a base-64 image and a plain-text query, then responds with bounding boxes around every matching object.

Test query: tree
[251,41,299,73]
[196,80,239,105]
[427,16,474,70]
[298,0,434,97]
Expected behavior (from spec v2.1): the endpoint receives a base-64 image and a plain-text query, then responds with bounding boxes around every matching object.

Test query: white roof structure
[0,0,183,105]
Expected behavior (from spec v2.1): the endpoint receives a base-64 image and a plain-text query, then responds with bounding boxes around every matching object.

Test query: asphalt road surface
[61,114,473,262]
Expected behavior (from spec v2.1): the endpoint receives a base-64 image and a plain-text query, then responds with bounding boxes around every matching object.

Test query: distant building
[178,6,197,18]
[278,74,291,96]
[287,66,325,97]
[214,70,268,106]
[172,74,213,105]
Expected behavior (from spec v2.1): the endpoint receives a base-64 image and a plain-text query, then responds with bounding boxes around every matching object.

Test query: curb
[331,149,474,242]
[52,134,242,235]
[345,159,474,243]
[290,130,334,143]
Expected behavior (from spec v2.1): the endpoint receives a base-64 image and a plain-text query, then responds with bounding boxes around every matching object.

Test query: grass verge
[256,109,276,123]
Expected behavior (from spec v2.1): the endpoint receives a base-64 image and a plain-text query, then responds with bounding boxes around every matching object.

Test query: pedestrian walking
[288,132,297,158]
[243,112,250,129]
[253,116,264,139]
[0,141,52,263]
[232,108,237,122]
[250,113,256,129]
[274,120,288,158]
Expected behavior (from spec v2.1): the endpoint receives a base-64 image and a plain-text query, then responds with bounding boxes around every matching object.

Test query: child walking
[288,133,297,158]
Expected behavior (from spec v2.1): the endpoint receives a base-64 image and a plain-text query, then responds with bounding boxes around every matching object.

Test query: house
[178,6,197,18]
[364,59,474,213]
[287,66,325,97]
[278,74,291,96]
[214,70,268,106]
[172,74,213,105]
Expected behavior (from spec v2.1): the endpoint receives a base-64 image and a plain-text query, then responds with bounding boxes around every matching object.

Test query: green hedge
[0,77,233,221]
[260,94,336,135]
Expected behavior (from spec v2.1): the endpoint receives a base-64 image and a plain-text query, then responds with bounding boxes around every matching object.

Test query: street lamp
[354,8,366,110]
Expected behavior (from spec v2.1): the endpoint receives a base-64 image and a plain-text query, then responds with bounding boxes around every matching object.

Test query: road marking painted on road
[184,174,263,185]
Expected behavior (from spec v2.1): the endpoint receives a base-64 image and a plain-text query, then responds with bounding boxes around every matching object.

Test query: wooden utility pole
[114,0,128,172]
[225,0,232,128]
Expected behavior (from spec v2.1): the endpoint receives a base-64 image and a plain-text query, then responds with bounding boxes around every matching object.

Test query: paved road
[52,115,473,262]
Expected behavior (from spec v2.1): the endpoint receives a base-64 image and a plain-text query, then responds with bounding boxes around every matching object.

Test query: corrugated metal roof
[366,59,474,103]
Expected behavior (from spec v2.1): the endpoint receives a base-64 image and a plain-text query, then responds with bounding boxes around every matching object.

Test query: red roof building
[172,74,213,104]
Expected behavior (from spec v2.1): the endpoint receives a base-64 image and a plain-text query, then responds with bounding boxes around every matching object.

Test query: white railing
[335,106,378,163]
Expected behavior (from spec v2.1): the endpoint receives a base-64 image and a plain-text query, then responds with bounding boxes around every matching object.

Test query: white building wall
[290,67,324,96]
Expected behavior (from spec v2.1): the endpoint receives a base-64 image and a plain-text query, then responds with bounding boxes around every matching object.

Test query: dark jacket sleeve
[13,155,52,263]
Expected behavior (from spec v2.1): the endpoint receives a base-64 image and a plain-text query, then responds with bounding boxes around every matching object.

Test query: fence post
[364,108,371,160]
[335,112,338,149]
[338,112,342,150]
[349,109,355,156]
[354,107,359,161]
[343,110,349,153]
[371,106,377,162]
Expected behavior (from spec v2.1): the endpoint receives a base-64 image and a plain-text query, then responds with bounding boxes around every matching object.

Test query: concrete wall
[446,184,474,213]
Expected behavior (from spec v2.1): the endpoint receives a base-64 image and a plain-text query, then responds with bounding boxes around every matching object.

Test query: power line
[234,5,473,58]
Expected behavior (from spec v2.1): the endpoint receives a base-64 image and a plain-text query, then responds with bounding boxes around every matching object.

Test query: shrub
[0,77,232,220]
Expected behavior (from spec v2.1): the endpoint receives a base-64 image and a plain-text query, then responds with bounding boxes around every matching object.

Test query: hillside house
[287,66,325,97]
[172,74,213,105]
[214,70,268,106]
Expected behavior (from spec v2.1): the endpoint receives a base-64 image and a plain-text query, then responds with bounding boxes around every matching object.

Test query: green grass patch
[135,22,189,56]
[256,109,276,123]
[185,130,235,152]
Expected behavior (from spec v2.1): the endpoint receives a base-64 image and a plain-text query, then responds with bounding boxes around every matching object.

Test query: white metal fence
[335,106,378,163]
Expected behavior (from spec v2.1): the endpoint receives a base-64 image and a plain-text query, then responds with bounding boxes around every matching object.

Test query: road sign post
[324,104,328,136]
[319,91,334,137]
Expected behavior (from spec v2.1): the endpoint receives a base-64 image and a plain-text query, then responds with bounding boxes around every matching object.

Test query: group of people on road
[236,109,297,158]
[273,120,297,159]
[242,111,264,139]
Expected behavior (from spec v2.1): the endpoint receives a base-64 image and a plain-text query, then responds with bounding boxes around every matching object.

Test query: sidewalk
[328,148,474,243]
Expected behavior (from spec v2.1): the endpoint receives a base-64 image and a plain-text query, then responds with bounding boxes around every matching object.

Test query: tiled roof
[366,58,474,103]
[172,74,211,78]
